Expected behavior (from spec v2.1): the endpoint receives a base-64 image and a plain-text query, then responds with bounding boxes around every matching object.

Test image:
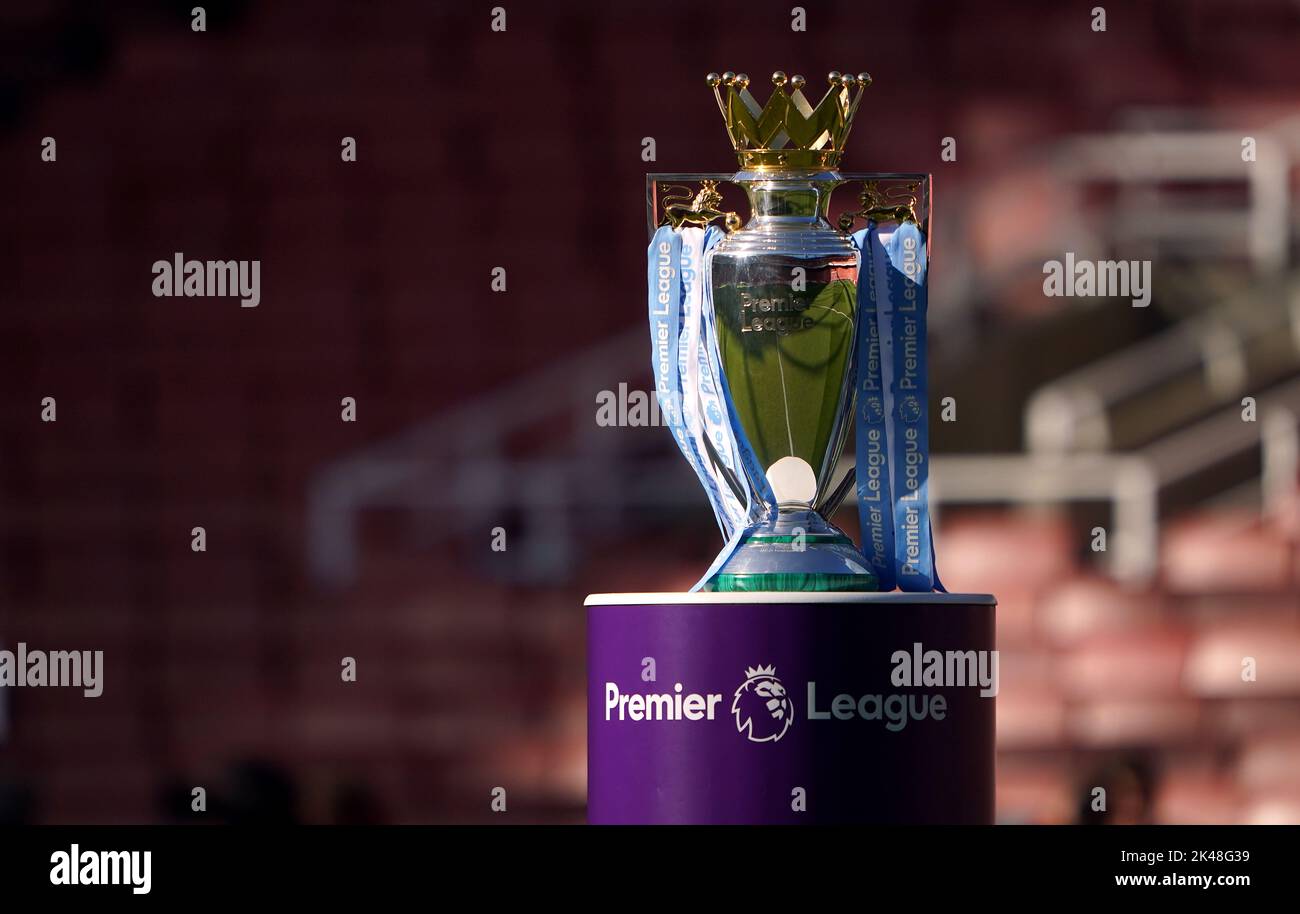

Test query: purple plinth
[587,592,997,824]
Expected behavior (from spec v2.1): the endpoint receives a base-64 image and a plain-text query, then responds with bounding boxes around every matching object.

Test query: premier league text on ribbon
[895,230,925,575]
[650,238,681,432]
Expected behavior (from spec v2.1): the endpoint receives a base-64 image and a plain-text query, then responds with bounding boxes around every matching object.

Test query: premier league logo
[898,395,923,424]
[732,665,794,743]
[863,394,886,424]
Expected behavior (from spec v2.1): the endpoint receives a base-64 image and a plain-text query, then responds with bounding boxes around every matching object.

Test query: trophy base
[705,507,878,592]
[586,591,997,824]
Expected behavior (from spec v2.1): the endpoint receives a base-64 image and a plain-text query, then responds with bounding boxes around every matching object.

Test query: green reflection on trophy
[715,272,856,491]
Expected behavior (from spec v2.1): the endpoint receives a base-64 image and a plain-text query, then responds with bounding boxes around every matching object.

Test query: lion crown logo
[732,664,794,743]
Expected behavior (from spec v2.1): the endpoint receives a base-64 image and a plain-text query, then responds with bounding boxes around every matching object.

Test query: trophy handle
[659,179,741,232]
[647,175,744,236]
[816,457,857,517]
[837,180,924,232]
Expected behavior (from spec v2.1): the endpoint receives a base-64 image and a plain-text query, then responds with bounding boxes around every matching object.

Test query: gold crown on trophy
[708,69,871,170]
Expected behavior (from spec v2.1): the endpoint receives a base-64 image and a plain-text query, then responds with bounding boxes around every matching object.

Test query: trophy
[646,70,933,592]
[586,71,994,825]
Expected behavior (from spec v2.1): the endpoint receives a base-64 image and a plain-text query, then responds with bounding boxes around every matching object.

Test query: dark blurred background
[1,0,1300,824]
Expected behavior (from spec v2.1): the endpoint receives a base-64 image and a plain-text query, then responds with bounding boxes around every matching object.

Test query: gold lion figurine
[661,180,741,232]
[838,180,922,232]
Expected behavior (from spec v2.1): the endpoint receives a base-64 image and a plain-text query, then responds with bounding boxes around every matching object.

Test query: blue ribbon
[871,221,945,593]
[647,226,727,536]
[676,227,745,538]
[647,224,774,590]
[852,225,897,591]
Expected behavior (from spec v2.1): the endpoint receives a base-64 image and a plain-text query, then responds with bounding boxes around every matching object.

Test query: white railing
[1050,130,1290,275]
[1026,277,1300,454]
[307,328,651,587]
[933,376,1300,582]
